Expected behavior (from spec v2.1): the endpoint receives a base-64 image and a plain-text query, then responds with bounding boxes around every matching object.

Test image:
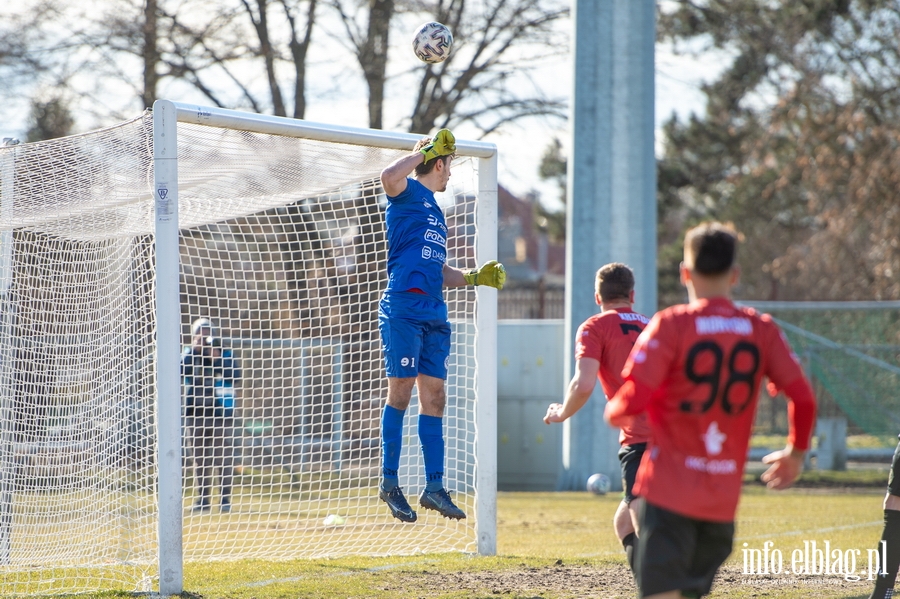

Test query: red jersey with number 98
[623,297,807,522]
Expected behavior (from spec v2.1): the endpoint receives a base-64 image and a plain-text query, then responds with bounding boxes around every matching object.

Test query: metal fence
[498,284,565,319]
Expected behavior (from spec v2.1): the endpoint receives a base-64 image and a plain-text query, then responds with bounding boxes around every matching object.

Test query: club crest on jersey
[424,229,446,247]
[703,421,726,456]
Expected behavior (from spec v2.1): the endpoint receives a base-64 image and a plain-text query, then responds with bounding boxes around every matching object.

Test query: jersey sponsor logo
[703,421,726,455]
[619,312,650,324]
[427,215,447,234]
[424,229,447,247]
[685,455,737,474]
[422,246,445,263]
[695,316,753,336]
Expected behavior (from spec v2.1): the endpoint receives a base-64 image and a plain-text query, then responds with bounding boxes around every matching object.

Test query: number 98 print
[680,340,760,414]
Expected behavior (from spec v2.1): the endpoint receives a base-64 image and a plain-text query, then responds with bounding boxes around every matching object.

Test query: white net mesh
[0,113,482,594]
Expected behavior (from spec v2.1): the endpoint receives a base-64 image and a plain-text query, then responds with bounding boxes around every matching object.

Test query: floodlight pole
[153,99,184,595]
[560,0,657,490]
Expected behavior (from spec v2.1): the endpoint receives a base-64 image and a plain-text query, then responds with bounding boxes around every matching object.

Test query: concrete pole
[559,0,656,490]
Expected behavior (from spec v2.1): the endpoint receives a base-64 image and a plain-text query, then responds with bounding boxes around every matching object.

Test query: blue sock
[381,405,405,490]
[419,414,444,492]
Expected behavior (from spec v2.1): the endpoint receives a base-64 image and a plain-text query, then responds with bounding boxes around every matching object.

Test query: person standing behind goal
[377,128,506,522]
[605,221,817,599]
[542,262,649,574]
[182,317,241,513]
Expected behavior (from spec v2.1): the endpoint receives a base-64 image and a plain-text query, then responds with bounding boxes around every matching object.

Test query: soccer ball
[323,514,346,526]
[412,22,453,64]
[586,473,611,496]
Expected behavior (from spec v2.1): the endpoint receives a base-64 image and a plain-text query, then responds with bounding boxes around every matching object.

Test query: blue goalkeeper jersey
[384,178,447,301]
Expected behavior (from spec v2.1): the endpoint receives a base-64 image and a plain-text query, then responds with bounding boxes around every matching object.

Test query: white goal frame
[152,100,498,595]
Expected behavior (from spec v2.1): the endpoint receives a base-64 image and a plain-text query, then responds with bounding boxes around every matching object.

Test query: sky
[0,4,724,214]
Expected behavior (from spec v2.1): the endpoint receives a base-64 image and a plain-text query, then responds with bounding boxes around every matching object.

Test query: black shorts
[617,442,646,504]
[636,501,734,598]
[888,436,900,496]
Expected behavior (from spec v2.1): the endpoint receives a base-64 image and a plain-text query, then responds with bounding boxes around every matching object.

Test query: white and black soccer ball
[586,473,611,496]
[412,21,453,64]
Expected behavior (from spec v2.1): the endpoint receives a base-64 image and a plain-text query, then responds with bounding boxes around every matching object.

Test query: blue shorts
[378,292,451,379]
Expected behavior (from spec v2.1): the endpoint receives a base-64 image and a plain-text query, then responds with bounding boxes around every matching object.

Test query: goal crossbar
[169,101,498,158]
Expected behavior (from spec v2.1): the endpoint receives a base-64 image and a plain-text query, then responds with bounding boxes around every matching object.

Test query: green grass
[749,433,898,450]
[744,463,891,487]
[2,487,889,598]
[177,489,885,598]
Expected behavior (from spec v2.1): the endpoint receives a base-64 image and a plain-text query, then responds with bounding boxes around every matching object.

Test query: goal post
[0,100,498,596]
[151,100,499,594]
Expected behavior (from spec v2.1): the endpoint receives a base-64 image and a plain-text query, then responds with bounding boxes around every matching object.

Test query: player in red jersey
[605,222,817,599]
[543,262,650,573]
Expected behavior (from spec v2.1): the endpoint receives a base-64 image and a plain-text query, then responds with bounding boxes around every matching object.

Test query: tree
[329,0,569,134]
[404,0,569,135]
[25,96,75,142]
[656,0,900,302]
[330,0,394,129]
[2,0,567,137]
[536,137,566,243]
[111,0,320,117]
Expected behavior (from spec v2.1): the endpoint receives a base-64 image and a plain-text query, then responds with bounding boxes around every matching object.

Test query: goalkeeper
[377,128,505,522]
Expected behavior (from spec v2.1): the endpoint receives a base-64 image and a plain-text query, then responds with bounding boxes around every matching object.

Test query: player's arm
[381,129,456,197]
[544,357,599,424]
[761,376,816,490]
[444,261,507,289]
[380,153,422,197]
[442,264,468,288]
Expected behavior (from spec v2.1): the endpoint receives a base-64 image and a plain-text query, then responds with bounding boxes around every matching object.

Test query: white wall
[497,320,566,490]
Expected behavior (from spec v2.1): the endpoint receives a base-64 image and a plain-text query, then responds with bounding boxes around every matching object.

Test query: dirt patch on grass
[426,561,636,598]
[423,563,873,598]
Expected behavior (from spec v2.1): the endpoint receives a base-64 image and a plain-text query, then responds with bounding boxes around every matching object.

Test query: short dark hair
[683,221,739,276]
[413,136,452,176]
[595,262,635,302]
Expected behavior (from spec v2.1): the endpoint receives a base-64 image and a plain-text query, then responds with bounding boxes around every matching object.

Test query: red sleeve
[783,377,816,451]
[763,319,806,390]
[605,379,654,426]
[575,319,602,362]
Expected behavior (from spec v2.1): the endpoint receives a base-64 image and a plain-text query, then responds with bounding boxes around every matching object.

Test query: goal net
[739,301,900,440]
[0,101,498,595]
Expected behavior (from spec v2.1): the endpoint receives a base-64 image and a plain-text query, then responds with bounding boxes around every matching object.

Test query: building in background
[496,186,565,319]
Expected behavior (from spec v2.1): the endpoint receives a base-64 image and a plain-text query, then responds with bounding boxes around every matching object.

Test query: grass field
[103,483,893,598]
[8,479,890,598]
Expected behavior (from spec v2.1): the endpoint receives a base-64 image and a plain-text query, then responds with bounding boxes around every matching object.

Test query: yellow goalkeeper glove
[463,260,506,290]
[420,129,456,162]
